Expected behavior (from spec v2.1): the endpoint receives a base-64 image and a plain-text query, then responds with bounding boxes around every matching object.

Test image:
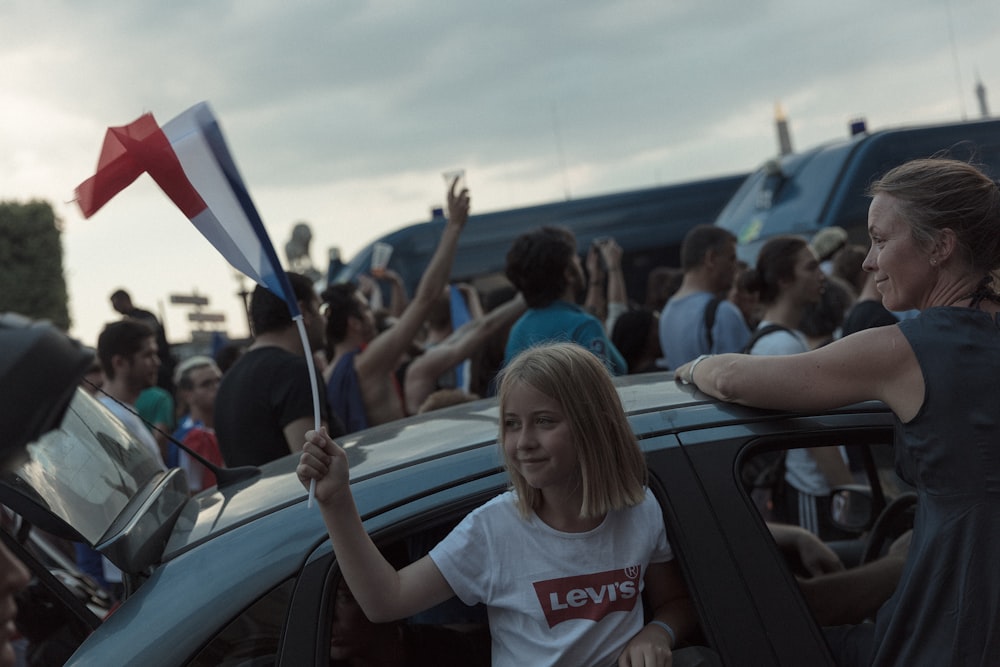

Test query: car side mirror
[830,484,874,533]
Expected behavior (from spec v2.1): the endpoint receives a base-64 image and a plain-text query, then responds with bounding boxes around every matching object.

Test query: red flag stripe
[75,113,207,220]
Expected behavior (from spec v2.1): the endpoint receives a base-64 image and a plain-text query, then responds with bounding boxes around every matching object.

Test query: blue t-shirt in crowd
[504,300,627,375]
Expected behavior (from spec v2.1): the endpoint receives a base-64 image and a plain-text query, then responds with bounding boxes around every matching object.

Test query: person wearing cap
[171,356,224,492]
[809,226,849,276]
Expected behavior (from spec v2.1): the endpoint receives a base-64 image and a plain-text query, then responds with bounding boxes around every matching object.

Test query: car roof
[165,373,716,550]
[4,370,888,572]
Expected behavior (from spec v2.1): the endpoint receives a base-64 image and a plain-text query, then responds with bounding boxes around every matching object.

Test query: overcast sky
[2,0,999,346]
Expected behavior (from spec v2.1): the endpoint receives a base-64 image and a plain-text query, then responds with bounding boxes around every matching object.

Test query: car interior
[738,436,915,627]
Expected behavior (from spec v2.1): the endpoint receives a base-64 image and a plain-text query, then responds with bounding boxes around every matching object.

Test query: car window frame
[669,414,894,665]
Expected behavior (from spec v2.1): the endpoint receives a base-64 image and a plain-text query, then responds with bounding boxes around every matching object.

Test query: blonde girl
[299,342,697,666]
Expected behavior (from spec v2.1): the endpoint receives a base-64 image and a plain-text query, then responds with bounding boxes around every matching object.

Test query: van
[714,118,1000,261]
[334,173,747,305]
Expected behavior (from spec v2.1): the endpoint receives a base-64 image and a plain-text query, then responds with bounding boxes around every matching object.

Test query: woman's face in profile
[865,193,931,311]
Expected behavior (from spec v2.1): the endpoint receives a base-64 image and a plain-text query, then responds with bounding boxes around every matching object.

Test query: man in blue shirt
[504,226,626,375]
[658,225,750,369]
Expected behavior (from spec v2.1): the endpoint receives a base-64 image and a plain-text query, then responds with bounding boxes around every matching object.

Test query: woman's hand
[598,238,623,271]
[296,428,351,505]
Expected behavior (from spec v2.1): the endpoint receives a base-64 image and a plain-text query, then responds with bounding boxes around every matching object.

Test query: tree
[0,200,70,330]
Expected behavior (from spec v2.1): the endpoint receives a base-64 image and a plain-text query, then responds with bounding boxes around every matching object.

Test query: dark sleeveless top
[866,307,1000,666]
[326,349,369,434]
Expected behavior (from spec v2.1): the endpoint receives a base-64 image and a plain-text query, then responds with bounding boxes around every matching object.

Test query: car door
[661,410,895,665]
[275,468,510,665]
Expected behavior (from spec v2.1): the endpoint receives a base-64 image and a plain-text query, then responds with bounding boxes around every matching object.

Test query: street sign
[171,294,210,306]
[188,312,226,323]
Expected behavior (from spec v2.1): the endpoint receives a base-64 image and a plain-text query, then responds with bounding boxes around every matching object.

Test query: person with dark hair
[503,226,626,374]
[214,271,338,467]
[740,235,852,540]
[799,275,855,349]
[96,318,167,596]
[213,341,246,374]
[322,177,470,434]
[611,308,663,374]
[96,319,166,468]
[109,288,176,393]
[658,225,749,370]
[727,262,761,330]
[742,235,825,355]
[676,158,1000,666]
[831,244,868,297]
[645,266,683,311]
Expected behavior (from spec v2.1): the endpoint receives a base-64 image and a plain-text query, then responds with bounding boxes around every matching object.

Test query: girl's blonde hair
[497,342,647,519]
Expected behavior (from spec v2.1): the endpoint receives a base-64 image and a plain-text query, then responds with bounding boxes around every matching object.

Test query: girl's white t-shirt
[429,489,671,667]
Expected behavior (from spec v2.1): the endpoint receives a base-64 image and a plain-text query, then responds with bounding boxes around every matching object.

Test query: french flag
[74,101,300,318]
[77,102,324,503]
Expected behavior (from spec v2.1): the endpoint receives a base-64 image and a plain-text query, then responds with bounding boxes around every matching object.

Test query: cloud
[2,0,1000,344]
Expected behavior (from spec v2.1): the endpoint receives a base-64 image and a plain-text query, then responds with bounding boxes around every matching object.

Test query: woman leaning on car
[676,158,1000,667]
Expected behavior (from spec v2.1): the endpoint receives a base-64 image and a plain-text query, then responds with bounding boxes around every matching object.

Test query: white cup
[443,168,466,193]
[371,242,393,277]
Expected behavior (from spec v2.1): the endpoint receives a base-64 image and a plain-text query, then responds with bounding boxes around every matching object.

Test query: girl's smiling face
[864,193,935,311]
[501,381,580,497]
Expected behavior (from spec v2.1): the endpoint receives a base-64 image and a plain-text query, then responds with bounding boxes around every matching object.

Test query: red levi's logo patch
[533,565,642,628]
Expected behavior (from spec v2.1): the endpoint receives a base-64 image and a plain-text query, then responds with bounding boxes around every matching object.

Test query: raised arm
[455,283,485,320]
[599,239,627,333]
[355,178,470,381]
[404,293,527,413]
[297,429,455,621]
[377,268,409,317]
[584,242,607,320]
[675,325,925,421]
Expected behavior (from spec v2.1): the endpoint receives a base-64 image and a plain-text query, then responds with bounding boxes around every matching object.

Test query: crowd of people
[24,157,998,665]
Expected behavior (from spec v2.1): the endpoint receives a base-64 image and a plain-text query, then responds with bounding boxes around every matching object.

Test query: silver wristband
[687,354,711,386]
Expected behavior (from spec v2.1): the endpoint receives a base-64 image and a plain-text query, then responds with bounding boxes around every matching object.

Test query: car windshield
[14,389,163,544]
[715,140,858,244]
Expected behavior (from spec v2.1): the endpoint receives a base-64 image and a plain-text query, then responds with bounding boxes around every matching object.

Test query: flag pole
[293,315,322,507]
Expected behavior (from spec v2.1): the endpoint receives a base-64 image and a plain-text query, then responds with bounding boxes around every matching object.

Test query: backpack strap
[742,324,792,354]
[702,296,724,351]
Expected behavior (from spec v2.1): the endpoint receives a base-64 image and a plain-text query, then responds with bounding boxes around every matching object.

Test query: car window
[187,578,293,667]
[738,437,914,629]
[324,515,492,667]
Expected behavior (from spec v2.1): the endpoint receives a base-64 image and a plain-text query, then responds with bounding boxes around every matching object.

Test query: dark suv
[715,118,1000,261]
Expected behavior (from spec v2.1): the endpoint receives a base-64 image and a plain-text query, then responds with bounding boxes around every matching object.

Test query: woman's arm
[676,325,924,421]
[298,429,455,621]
